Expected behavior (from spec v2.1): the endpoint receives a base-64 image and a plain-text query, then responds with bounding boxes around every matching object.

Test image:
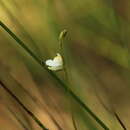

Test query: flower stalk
[58,30,78,130]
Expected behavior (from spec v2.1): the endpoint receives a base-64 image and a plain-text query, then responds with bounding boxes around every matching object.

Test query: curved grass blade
[0,21,109,130]
[0,80,48,130]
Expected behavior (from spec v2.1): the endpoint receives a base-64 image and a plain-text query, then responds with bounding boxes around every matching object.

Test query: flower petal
[45,53,63,71]
[45,59,54,66]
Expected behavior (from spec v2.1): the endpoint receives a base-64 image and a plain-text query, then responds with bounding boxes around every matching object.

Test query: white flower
[45,53,63,71]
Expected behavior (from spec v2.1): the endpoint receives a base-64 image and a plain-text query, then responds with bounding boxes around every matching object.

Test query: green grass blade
[0,21,109,130]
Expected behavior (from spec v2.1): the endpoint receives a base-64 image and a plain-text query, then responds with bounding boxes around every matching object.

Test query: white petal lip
[45,59,56,67]
[45,53,63,71]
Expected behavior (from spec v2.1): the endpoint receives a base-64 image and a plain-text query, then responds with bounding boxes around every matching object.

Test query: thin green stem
[0,21,109,130]
[72,113,78,130]
[0,80,48,130]
[59,30,78,130]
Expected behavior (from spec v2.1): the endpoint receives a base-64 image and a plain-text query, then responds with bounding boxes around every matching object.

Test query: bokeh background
[0,0,130,129]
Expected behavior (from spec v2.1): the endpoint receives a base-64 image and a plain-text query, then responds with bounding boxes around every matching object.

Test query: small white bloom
[45,53,63,71]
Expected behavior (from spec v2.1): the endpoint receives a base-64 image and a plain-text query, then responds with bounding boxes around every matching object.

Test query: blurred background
[0,0,130,129]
